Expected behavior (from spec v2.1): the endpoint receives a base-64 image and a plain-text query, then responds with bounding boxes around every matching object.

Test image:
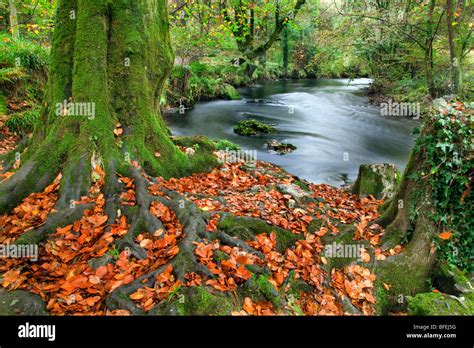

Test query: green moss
[151,286,234,316]
[214,139,241,151]
[172,135,217,153]
[294,180,311,192]
[307,218,325,233]
[217,215,303,253]
[213,250,229,262]
[407,292,474,315]
[433,261,473,295]
[241,274,285,309]
[222,83,241,100]
[5,107,40,135]
[375,255,432,313]
[282,271,313,300]
[374,281,391,315]
[352,164,400,199]
[234,119,277,136]
[0,95,7,115]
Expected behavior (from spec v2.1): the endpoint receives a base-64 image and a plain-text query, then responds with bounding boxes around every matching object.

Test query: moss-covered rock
[433,261,473,295]
[352,163,400,199]
[222,83,241,100]
[148,286,235,316]
[234,119,276,136]
[267,140,297,155]
[0,289,48,315]
[407,292,474,315]
[276,183,313,205]
[214,139,241,151]
[217,215,303,253]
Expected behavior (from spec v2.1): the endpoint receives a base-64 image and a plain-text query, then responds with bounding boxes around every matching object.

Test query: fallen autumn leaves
[0,159,399,316]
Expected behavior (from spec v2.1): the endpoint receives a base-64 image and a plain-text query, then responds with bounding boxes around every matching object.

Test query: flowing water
[164,78,420,186]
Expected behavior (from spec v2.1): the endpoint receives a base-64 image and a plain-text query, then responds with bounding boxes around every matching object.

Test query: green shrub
[0,34,49,72]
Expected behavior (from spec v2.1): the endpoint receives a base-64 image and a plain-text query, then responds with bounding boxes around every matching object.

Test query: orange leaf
[439,231,453,240]
[130,291,145,300]
[243,297,254,315]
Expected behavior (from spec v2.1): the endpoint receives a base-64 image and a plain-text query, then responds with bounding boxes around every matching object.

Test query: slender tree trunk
[446,0,462,94]
[282,27,289,77]
[8,0,20,41]
[424,48,436,98]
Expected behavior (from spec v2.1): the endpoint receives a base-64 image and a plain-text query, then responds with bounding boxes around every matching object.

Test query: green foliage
[5,107,40,135]
[234,119,276,136]
[0,67,27,85]
[0,33,49,71]
[166,58,245,107]
[417,101,473,272]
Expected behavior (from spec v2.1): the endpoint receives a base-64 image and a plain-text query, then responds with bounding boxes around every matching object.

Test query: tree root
[0,160,59,214]
[13,202,93,245]
[112,166,166,260]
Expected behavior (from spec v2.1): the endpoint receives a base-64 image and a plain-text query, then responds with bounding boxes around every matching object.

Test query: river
[163,78,420,186]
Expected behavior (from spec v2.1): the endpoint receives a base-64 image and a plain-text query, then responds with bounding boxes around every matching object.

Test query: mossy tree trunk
[0,0,207,215]
[374,121,439,313]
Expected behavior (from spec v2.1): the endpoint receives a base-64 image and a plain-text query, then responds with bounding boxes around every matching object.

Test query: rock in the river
[352,163,400,199]
[0,289,48,315]
[267,140,297,155]
[234,119,276,136]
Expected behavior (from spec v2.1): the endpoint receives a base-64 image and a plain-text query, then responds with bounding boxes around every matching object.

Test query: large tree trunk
[0,0,207,215]
[373,139,438,313]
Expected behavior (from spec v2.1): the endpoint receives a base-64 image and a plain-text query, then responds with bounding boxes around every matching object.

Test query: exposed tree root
[0,160,58,214]
[14,202,93,245]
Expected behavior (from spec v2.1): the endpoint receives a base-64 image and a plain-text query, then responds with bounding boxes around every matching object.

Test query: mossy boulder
[214,139,241,151]
[407,292,474,315]
[217,215,303,253]
[221,83,241,100]
[276,183,313,205]
[234,119,276,136]
[352,163,400,199]
[148,286,234,316]
[433,261,473,295]
[0,289,48,315]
